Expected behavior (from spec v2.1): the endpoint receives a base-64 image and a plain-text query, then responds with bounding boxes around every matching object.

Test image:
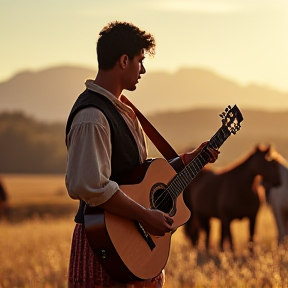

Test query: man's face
[123,49,146,91]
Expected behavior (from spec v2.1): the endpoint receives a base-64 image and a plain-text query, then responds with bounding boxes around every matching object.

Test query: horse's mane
[182,144,287,174]
[212,146,259,174]
[205,144,286,174]
[180,145,257,174]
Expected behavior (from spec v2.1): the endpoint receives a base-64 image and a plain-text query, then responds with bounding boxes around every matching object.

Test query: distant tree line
[1,110,287,174]
[0,112,66,174]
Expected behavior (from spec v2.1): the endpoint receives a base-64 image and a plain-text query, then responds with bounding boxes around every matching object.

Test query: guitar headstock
[219,105,243,135]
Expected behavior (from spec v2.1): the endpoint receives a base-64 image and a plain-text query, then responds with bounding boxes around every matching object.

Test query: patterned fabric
[68,224,165,288]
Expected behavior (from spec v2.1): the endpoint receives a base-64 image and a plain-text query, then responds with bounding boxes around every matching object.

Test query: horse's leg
[269,202,286,243]
[284,210,288,240]
[184,216,200,247]
[248,216,257,251]
[276,208,287,243]
[227,221,234,251]
[220,218,234,251]
[191,217,201,247]
[201,217,211,250]
[282,211,288,243]
[220,219,228,251]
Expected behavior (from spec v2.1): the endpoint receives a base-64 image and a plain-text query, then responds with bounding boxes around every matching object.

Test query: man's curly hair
[97,21,155,70]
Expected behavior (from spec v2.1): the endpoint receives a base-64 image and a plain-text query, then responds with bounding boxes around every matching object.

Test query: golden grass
[166,214,288,288]
[0,175,288,287]
[0,217,73,288]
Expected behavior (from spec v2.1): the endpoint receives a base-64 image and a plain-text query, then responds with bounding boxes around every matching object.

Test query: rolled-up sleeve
[65,108,119,206]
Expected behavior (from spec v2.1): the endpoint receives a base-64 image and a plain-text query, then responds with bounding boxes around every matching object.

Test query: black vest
[65,89,141,223]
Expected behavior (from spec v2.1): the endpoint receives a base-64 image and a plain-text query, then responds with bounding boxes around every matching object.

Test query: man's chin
[126,85,137,91]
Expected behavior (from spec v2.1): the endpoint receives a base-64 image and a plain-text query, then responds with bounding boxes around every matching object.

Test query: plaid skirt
[68,223,165,288]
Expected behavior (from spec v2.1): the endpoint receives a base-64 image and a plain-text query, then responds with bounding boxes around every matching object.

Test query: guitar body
[84,104,243,282]
[84,158,191,282]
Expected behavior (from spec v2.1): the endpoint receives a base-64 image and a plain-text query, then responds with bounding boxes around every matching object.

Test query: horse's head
[252,145,281,189]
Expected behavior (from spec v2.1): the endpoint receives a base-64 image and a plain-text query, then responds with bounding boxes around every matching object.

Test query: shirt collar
[85,79,136,120]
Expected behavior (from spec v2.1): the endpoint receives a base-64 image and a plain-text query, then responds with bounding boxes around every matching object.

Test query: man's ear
[119,54,128,69]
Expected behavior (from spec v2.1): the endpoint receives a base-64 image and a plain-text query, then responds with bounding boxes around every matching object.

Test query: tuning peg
[219,114,224,118]
[228,105,231,109]
[225,108,229,112]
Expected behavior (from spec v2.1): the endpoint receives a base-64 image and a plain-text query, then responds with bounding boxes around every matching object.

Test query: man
[65,21,219,288]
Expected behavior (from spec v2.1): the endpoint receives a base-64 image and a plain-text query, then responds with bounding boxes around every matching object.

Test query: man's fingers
[163,214,174,226]
[207,148,220,162]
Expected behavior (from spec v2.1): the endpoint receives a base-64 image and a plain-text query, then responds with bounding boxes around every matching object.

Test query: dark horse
[183,145,281,251]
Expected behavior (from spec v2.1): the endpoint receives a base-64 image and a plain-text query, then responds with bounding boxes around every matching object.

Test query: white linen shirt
[65,80,147,207]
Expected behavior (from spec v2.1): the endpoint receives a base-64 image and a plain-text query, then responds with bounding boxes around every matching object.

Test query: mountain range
[1,65,288,122]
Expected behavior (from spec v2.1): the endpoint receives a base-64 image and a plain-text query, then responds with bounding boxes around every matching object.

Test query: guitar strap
[121,95,179,160]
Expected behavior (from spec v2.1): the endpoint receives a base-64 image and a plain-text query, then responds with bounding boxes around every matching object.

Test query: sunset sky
[1,0,288,91]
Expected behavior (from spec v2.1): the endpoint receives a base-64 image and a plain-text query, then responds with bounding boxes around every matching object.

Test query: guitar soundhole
[150,183,174,214]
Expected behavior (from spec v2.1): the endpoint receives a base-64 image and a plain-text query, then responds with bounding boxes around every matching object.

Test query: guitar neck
[166,125,231,197]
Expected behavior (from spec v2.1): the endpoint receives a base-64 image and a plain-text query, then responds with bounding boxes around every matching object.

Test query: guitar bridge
[136,222,156,251]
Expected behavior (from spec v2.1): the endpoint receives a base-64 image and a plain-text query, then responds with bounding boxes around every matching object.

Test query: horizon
[1,0,288,92]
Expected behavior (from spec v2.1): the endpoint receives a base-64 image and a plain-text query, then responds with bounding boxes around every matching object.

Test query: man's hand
[180,141,220,165]
[140,209,174,237]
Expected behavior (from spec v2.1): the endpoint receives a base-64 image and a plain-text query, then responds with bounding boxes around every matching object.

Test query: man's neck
[94,70,122,99]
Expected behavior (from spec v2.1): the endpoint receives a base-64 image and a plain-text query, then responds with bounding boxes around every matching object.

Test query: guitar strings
[153,145,212,208]
[153,152,209,210]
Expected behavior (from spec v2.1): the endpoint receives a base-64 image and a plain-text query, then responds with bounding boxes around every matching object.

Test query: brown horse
[183,145,281,251]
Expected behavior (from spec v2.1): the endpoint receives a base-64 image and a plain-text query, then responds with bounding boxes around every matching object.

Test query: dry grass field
[0,174,288,288]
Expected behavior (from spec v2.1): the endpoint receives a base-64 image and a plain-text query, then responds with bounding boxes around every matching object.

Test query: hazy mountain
[1,66,288,122]
[0,66,95,122]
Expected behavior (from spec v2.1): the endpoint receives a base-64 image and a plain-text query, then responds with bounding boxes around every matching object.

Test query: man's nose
[140,64,146,74]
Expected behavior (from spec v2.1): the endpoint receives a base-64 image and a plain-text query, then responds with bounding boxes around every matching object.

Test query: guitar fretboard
[166,125,231,199]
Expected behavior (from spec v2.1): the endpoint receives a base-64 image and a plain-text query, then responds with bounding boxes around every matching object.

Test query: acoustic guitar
[84,104,243,282]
